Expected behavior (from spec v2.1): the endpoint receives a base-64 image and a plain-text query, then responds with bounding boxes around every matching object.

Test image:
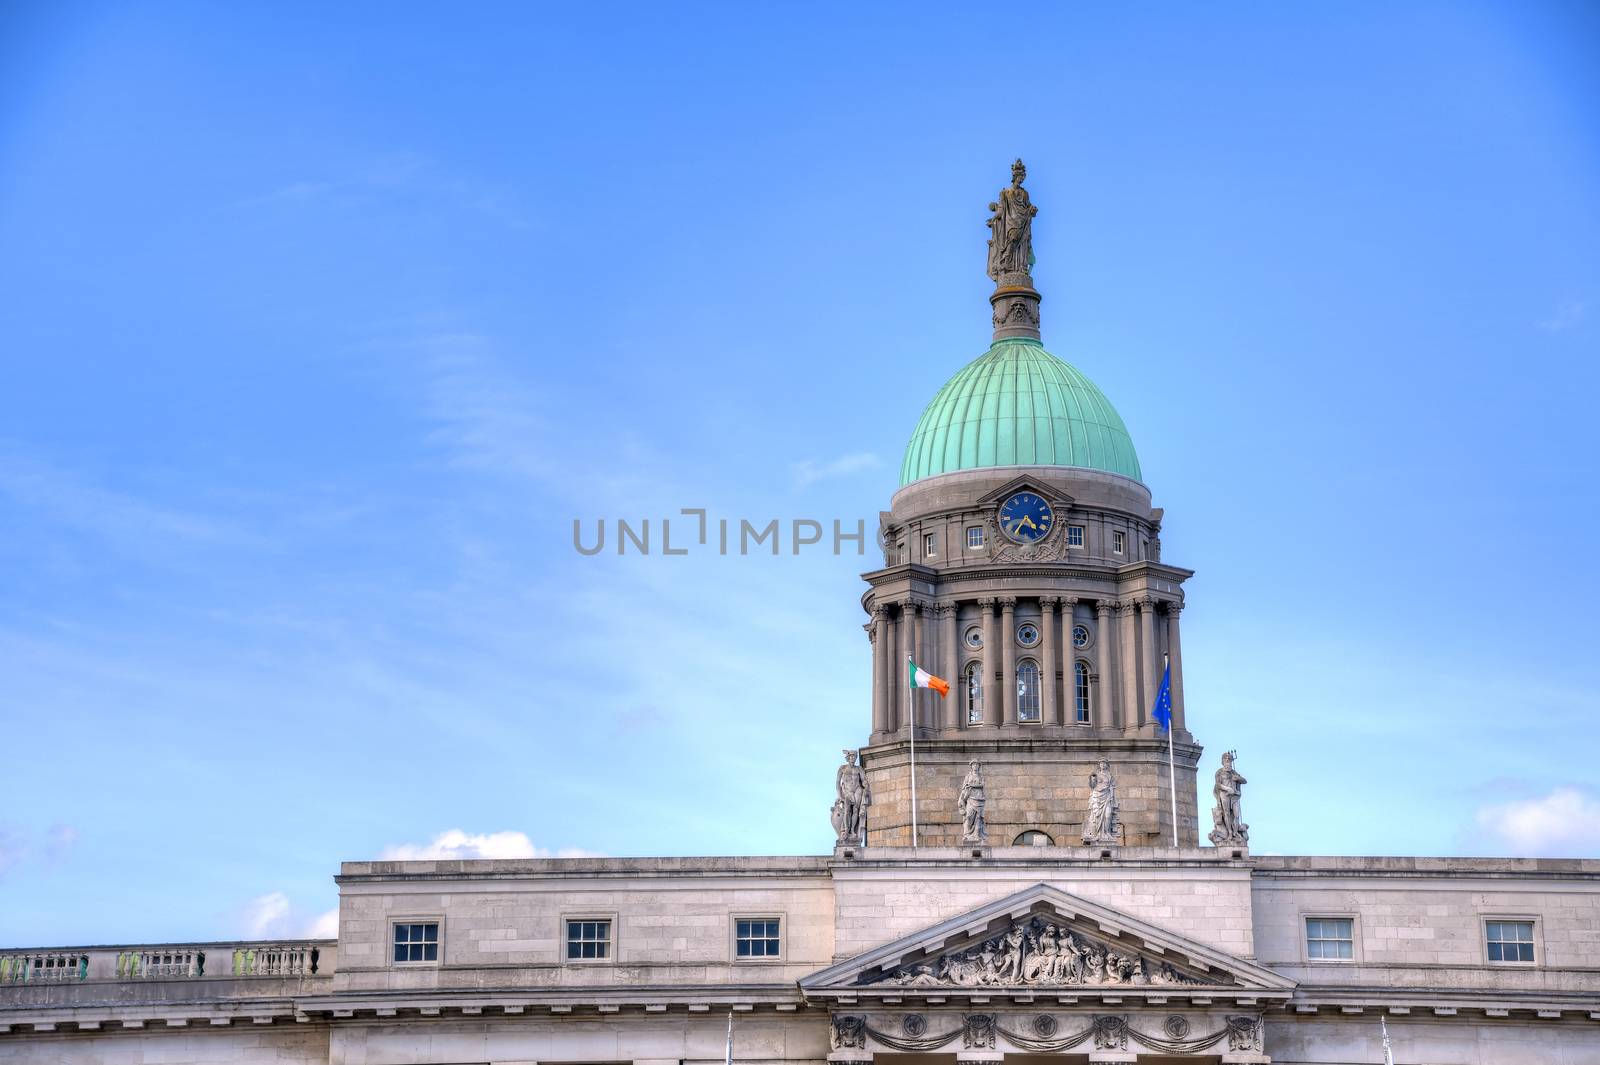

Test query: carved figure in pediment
[875,914,1206,989]
[1022,924,1056,982]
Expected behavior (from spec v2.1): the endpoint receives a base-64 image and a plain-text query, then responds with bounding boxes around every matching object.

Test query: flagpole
[907,654,919,848]
[1164,653,1178,848]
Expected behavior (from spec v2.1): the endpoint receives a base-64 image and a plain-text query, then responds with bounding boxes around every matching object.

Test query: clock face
[998,491,1054,543]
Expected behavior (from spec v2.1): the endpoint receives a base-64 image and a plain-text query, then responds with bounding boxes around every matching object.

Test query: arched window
[965,661,984,725]
[1014,830,1054,847]
[1017,659,1041,723]
[1074,661,1091,724]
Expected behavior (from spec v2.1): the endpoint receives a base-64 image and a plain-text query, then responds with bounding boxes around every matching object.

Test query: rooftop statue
[958,759,988,843]
[986,158,1038,282]
[1208,750,1249,847]
[831,749,871,847]
[1082,759,1120,845]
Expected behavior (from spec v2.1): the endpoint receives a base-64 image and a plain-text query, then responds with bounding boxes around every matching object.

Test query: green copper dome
[899,337,1142,486]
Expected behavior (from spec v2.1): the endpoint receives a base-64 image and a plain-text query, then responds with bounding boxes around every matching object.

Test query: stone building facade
[3,166,1597,1063]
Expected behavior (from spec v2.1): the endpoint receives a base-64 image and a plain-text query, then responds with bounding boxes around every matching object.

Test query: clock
[998,491,1054,543]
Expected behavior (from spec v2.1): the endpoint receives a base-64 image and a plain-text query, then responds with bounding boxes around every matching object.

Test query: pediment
[975,476,1074,509]
[800,883,1293,1001]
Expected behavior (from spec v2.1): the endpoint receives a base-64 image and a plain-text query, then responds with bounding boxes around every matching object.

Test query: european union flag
[1151,661,1173,732]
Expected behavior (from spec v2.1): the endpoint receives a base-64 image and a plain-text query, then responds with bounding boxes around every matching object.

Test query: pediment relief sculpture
[869,914,1210,989]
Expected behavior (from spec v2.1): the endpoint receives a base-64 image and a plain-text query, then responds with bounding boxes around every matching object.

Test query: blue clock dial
[998,491,1054,543]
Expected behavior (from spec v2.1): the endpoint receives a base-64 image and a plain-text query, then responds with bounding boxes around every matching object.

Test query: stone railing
[0,941,332,987]
[0,952,89,984]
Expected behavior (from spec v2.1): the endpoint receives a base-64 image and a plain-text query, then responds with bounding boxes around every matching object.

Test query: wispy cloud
[790,451,881,489]
[240,154,530,230]
[1475,786,1600,855]
[1537,299,1588,333]
[0,822,81,879]
[0,449,256,555]
[306,908,339,939]
[241,891,291,938]
[380,829,601,861]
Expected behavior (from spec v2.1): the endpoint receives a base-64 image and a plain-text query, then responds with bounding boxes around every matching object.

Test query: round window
[1017,623,1040,647]
[1072,624,1090,649]
[964,626,984,649]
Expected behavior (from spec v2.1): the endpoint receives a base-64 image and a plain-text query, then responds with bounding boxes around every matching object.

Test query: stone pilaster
[1040,596,1060,725]
[907,600,924,734]
[999,596,1017,725]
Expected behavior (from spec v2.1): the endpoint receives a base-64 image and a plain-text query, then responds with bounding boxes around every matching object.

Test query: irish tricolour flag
[908,657,950,698]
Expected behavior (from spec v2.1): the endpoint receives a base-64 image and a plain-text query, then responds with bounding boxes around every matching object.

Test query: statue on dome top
[986,158,1038,282]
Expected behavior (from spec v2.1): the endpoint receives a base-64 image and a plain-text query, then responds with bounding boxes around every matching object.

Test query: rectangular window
[735,917,782,959]
[393,921,439,964]
[924,532,937,558]
[1486,920,1535,963]
[566,919,612,961]
[1067,525,1085,548]
[966,526,984,550]
[1074,663,1090,723]
[1305,917,1353,960]
[1113,530,1125,554]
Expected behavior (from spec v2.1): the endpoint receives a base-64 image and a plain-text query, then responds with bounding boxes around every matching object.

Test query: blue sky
[1,2,1597,946]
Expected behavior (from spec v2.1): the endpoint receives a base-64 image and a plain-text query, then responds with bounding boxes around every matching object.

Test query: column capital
[871,603,890,620]
[903,598,924,615]
[865,624,876,644]
[998,595,1017,610]
[1038,595,1060,608]
[1118,597,1141,611]
[1096,598,1118,616]
[1063,594,1080,609]
[1138,593,1158,608]
[933,601,958,618]
[1166,599,1185,615]
[977,596,996,609]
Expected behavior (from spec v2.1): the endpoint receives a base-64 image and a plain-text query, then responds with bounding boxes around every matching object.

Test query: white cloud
[1537,299,1588,333]
[380,829,599,861]
[1475,786,1600,855]
[242,891,291,938]
[305,908,340,939]
[790,451,881,488]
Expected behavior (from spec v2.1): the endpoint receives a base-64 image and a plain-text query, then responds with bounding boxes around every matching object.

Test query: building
[3,164,1597,1065]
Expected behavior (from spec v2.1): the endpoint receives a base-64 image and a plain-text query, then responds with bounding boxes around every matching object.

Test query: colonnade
[869,595,1185,740]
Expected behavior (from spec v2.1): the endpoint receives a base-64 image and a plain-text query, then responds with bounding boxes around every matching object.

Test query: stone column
[999,597,1017,724]
[1140,595,1158,732]
[1096,600,1119,729]
[938,603,959,731]
[1167,602,1186,733]
[978,597,1000,727]
[1039,596,1060,725]
[870,606,889,737]
[1119,598,1140,731]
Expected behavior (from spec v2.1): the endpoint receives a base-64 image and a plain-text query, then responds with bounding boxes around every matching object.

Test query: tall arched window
[965,661,984,725]
[1017,659,1041,723]
[1074,661,1091,724]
